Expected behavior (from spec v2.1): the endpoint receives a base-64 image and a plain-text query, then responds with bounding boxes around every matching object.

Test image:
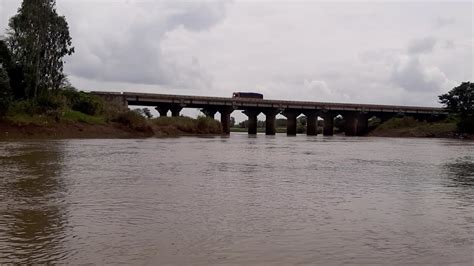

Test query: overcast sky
[1,0,472,116]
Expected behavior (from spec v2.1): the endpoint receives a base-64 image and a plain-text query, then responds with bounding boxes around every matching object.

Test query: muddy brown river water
[0,134,473,264]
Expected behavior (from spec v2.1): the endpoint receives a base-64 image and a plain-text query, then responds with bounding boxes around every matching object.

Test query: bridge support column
[220,107,233,135]
[156,106,169,117]
[357,113,369,136]
[321,113,335,136]
[304,111,318,136]
[202,108,218,119]
[170,106,182,117]
[283,110,299,136]
[244,110,260,135]
[263,109,279,135]
[345,113,358,136]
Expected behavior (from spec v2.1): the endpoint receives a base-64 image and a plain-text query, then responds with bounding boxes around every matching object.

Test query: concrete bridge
[92,91,446,136]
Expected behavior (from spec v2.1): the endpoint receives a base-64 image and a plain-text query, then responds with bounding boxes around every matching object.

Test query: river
[0,134,473,265]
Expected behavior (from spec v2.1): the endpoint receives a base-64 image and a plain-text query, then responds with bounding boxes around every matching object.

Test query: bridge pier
[345,113,358,136]
[304,111,318,136]
[170,106,182,117]
[344,112,369,136]
[320,113,335,136]
[283,110,299,136]
[156,106,169,117]
[220,107,233,135]
[264,109,279,135]
[356,113,369,136]
[244,110,260,135]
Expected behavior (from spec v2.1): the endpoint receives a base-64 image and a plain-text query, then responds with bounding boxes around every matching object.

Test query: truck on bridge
[232,92,264,99]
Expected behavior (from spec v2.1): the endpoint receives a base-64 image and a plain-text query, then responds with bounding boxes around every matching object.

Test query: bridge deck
[92,91,446,115]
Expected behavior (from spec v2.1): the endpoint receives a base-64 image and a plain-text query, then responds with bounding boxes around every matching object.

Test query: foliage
[142,108,153,119]
[372,116,457,137]
[113,110,153,133]
[0,40,26,100]
[6,0,74,99]
[0,65,12,114]
[439,82,474,133]
[134,108,153,119]
[439,82,473,116]
[62,89,104,116]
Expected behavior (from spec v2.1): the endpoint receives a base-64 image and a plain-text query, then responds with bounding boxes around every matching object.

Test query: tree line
[0,0,76,115]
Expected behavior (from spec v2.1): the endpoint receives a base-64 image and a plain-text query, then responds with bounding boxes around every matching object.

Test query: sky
[0,0,473,119]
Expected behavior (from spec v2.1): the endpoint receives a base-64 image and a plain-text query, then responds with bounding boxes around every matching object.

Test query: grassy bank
[0,91,223,139]
[369,116,460,138]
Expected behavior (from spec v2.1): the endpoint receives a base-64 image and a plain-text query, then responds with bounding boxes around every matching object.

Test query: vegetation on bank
[369,116,459,138]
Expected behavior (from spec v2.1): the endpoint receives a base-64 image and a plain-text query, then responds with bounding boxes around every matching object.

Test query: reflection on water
[0,143,69,263]
[444,156,474,187]
[0,136,473,264]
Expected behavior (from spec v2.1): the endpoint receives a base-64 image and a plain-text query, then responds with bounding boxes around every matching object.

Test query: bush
[36,92,67,111]
[458,116,474,134]
[62,89,104,116]
[113,110,152,133]
[6,100,38,115]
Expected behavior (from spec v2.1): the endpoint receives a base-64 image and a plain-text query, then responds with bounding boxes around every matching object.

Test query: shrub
[36,92,67,111]
[62,89,104,116]
[113,110,152,133]
[458,116,474,134]
[7,100,38,115]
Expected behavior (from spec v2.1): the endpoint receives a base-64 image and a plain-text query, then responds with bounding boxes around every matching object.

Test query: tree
[0,64,12,114]
[142,108,153,119]
[0,39,26,100]
[439,82,473,133]
[7,0,74,99]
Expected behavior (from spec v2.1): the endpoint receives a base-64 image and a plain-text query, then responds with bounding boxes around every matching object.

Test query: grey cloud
[65,1,229,89]
[407,36,437,54]
[166,1,230,31]
[390,55,450,92]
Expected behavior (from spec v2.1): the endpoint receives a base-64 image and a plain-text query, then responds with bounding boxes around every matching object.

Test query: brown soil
[0,120,157,139]
[0,120,225,139]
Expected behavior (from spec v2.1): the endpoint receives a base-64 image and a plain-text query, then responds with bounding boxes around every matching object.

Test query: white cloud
[391,55,455,93]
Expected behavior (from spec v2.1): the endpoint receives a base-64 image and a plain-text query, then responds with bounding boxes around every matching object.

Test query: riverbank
[369,116,473,139]
[0,114,223,139]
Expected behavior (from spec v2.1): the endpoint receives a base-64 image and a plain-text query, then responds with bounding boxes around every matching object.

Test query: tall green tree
[0,39,26,100]
[439,82,473,133]
[6,0,74,99]
[0,64,12,114]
